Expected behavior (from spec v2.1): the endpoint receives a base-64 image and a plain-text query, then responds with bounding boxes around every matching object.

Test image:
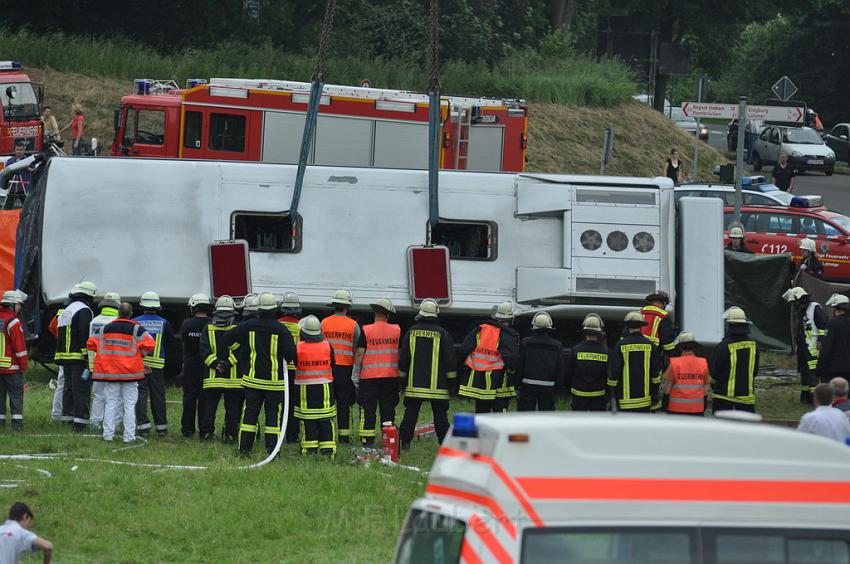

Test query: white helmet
[0,290,25,306]
[188,293,211,308]
[799,238,817,253]
[139,291,161,309]
[826,293,850,308]
[624,311,648,326]
[214,295,236,313]
[492,301,515,320]
[257,292,278,311]
[531,312,553,330]
[301,315,322,336]
[242,293,259,312]
[729,226,744,239]
[280,291,301,310]
[372,298,396,314]
[418,299,439,318]
[724,306,748,324]
[677,331,696,344]
[103,291,121,303]
[70,281,97,298]
[331,289,354,306]
[582,314,604,334]
[782,286,808,302]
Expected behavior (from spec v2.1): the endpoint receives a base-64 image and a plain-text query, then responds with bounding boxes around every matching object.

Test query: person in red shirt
[61,110,85,155]
[0,290,29,430]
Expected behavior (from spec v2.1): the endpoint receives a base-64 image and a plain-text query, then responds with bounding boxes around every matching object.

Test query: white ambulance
[394,413,850,563]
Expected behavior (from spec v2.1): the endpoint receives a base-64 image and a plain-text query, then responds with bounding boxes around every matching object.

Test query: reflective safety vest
[203,323,241,389]
[56,301,92,363]
[360,321,400,380]
[87,308,119,369]
[803,301,825,371]
[464,324,505,372]
[134,313,168,369]
[87,319,155,381]
[279,316,300,372]
[322,314,357,367]
[641,305,671,349]
[296,340,334,385]
[667,354,708,413]
[0,308,27,372]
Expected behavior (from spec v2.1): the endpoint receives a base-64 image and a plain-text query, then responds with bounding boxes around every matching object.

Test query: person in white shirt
[798,383,850,444]
[0,502,53,564]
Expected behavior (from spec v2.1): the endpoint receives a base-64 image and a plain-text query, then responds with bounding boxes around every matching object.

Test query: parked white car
[752,125,836,175]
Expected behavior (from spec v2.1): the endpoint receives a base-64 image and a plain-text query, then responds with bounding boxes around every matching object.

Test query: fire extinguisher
[381,421,399,462]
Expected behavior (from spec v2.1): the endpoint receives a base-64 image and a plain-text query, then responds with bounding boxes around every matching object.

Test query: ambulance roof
[426,413,850,528]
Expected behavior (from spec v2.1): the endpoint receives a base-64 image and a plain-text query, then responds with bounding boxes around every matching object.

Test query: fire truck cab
[395,413,850,563]
[0,61,44,157]
[111,78,528,172]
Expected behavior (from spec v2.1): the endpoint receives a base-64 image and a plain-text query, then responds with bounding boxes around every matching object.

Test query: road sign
[680,102,803,123]
[771,76,798,102]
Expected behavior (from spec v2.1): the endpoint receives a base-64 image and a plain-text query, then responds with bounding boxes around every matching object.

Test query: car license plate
[808,159,823,165]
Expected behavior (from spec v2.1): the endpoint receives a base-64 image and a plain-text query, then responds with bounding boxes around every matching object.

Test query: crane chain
[312,0,337,83]
[428,0,440,91]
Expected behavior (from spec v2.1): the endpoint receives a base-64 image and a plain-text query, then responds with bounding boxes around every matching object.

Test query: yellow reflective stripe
[619,397,652,408]
[431,334,440,390]
[728,347,737,398]
[270,334,279,384]
[623,350,630,400]
[248,332,256,380]
[404,386,449,399]
[571,388,606,397]
[643,349,650,396]
[408,333,417,388]
[576,352,607,362]
[0,334,8,367]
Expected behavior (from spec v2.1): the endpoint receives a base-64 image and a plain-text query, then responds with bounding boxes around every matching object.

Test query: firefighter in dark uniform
[608,311,663,413]
[459,301,519,413]
[798,239,824,279]
[817,294,850,385]
[782,286,828,404]
[641,290,676,411]
[725,226,754,254]
[199,296,242,443]
[711,306,759,413]
[224,292,297,456]
[56,281,97,431]
[277,291,302,444]
[516,312,564,412]
[398,299,457,449]
[179,293,212,437]
[566,314,609,411]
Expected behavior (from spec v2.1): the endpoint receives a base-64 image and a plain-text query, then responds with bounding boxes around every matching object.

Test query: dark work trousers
[358,378,399,444]
[800,365,817,405]
[239,388,284,455]
[0,373,24,428]
[400,398,450,445]
[285,370,299,443]
[181,361,205,437]
[333,365,355,441]
[136,368,168,434]
[474,399,505,414]
[62,363,91,429]
[713,398,756,414]
[517,383,556,412]
[200,388,244,440]
[571,395,607,412]
[618,405,651,413]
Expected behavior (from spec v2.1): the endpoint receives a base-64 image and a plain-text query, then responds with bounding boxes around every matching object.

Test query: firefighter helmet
[371,298,396,315]
[103,291,121,304]
[242,293,259,312]
[280,291,301,310]
[729,226,745,239]
[139,291,161,309]
[624,311,648,326]
[215,295,236,313]
[583,313,605,330]
[678,331,696,344]
[800,238,817,253]
[782,286,808,302]
[331,289,354,306]
[301,315,322,336]
[70,281,97,298]
[257,292,278,311]
[99,297,120,310]
[0,290,25,305]
[188,293,211,308]
[582,314,604,334]
[826,293,850,309]
[418,299,439,318]
[724,306,748,324]
[531,312,553,330]
[492,301,515,320]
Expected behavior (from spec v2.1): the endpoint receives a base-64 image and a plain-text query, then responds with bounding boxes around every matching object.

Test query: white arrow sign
[680,102,804,123]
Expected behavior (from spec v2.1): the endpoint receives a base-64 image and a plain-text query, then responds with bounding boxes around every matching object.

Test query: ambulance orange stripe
[426,484,517,539]
[460,538,483,564]
[438,447,545,527]
[469,514,513,564]
[516,477,850,503]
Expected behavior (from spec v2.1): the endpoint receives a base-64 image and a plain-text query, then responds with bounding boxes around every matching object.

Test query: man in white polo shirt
[0,502,53,563]
[798,383,850,444]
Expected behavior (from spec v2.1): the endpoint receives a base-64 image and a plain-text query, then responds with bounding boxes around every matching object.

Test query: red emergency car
[724,205,850,282]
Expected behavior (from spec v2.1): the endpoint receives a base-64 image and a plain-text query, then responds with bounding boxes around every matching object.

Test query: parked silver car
[752,126,835,175]
[668,107,709,140]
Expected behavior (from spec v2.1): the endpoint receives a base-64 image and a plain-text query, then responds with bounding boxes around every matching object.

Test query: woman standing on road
[664,148,684,185]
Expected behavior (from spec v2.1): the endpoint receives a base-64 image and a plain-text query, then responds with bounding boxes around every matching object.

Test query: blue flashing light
[453,413,478,438]
[134,79,151,95]
[0,60,22,71]
[186,78,208,89]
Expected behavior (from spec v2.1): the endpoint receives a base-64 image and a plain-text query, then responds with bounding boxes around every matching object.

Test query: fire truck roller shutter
[262,112,311,165]
[314,115,373,167]
[373,121,429,169]
[466,126,504,172]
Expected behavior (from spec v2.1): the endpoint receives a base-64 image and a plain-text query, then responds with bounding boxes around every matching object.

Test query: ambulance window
[713,532,850,564]
[395,509,465,564]
[522,527,694,563]
[210,113,246,152]
[231,212,301,253]
[184,111,202,149]
[135,110,165,145]
[430,220,496,261]
[122,107,136,147]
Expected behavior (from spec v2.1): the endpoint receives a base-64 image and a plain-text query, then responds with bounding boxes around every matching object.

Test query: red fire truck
[0,61,44,157]
[110,78,528,172]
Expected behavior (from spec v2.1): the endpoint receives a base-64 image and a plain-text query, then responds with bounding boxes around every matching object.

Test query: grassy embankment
[1,365,809,563]
[3,28,725,179]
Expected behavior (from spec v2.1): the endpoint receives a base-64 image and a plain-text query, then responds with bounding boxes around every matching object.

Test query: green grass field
[1,366,808,563]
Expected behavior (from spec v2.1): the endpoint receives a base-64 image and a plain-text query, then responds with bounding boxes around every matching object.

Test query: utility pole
[734,96,747,224]
[692,75,707,180]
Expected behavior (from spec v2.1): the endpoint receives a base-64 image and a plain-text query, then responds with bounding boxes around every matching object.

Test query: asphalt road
[703,124,849,215]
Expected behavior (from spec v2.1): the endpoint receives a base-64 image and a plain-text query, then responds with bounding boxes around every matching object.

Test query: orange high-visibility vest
[361,321,400,380]
[667,354,708,413]
[322,315,357,367]
[86,319,155,381]
[465,324,505,372]
[640,305,669,345]
[296,340,334,385]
